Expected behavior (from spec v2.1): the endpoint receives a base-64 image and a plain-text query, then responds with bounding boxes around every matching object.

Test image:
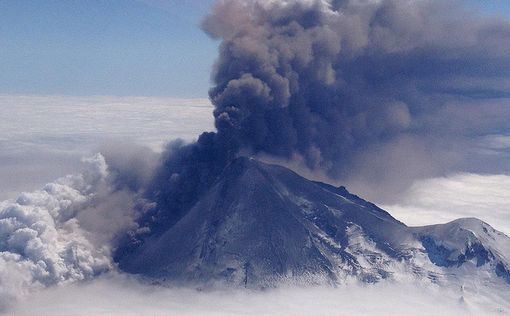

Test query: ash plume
[204,0,510,176]
[120,0,510,244]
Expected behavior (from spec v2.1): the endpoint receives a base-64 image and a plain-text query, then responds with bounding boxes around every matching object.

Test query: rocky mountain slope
[116,158,510,288]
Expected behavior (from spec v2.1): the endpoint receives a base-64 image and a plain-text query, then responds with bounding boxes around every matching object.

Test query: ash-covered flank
[116,158,510,288]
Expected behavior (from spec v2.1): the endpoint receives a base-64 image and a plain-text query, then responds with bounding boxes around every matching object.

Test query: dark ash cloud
[117,0,510,255]
[204,0,510,177]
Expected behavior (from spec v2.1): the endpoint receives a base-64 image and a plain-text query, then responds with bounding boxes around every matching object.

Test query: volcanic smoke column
[131,0,510,237]
[204,0,510,175]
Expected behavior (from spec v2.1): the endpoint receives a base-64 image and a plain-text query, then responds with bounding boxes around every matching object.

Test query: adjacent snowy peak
[116,158,510,288]
[414,218,510,283]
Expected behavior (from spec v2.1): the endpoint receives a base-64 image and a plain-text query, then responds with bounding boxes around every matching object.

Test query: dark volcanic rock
[116,158,510,287]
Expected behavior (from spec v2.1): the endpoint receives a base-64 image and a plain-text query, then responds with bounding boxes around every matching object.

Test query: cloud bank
[0,95,213,200]
[0,154,149,310]
[383,172,510,236]
[9,273,510,315]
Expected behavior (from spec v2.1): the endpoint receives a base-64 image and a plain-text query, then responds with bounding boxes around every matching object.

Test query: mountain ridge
[116,157,510,288]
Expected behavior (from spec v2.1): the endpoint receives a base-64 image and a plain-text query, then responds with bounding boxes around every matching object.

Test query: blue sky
[0,0,216,97]
[0,0,509,98]
[468,0,510,15]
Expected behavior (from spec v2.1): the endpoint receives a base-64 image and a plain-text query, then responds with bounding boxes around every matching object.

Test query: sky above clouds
[467,0,510,15]
[0,0,508,98]
[0,0,216,97]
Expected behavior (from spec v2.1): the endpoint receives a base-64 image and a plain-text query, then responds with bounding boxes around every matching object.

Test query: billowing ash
[141,0,510,230]
[204,0,510,174]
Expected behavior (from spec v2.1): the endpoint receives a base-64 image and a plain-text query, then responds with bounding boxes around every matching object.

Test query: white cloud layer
[0,95,213,151]
[383,173,510,236]
[8,273,510,315]
[0,95,214,200]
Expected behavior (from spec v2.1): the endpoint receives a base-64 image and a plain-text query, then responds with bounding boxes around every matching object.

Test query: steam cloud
[0,155,110,308]
[0,154,149,309]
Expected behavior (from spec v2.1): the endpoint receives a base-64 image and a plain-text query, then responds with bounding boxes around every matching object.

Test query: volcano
[116,158,510,288]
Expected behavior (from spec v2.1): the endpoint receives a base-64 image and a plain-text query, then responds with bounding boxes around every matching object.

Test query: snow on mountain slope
[116,157,510,290]
[414,218,510,284]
